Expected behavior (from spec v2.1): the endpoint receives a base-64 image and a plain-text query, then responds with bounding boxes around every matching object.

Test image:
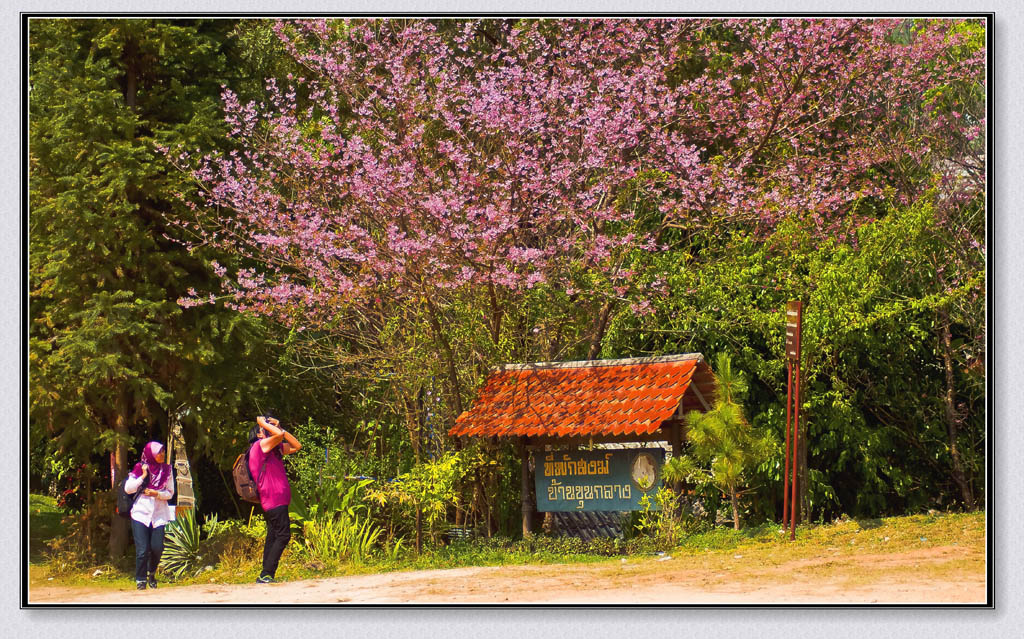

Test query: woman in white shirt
[125,442,174,590]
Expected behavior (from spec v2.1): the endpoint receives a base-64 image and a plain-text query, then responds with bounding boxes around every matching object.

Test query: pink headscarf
[129,442,172,491]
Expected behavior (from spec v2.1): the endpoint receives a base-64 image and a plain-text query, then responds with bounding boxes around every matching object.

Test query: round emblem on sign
[630,452,658,492]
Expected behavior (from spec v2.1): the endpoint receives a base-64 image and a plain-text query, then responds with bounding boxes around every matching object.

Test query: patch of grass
[33,510,986,591]
[364,535,623,574]
[675,522,779,554]
[29,494,67,562]
[665,511,985,571]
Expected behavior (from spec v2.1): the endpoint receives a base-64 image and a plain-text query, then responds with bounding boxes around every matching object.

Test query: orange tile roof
[449,354,713,439]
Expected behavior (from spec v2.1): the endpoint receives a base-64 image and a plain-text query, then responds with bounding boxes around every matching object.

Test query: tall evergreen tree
[663,353,777,530]
[28,18,280,558]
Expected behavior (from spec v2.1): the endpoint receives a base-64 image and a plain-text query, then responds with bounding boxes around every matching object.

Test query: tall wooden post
[519,437,533,537]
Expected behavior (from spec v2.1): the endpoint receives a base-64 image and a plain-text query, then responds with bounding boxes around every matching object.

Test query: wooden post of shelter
[670,422,684,507]
[519,436,533,536]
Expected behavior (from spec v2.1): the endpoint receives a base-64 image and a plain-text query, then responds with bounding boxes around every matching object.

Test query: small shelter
[449,353,716,535]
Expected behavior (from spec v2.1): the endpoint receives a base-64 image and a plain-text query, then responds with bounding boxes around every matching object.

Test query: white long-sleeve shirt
[125,472,175,527]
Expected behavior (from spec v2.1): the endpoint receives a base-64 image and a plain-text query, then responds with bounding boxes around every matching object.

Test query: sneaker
[256,575,275,584]
[147,575,157,589]
[136,581,147,590]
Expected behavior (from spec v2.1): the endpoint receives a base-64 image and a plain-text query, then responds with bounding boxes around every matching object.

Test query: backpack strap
[256,456,268,485]
[248,442,269,489]
[124,474,144,510]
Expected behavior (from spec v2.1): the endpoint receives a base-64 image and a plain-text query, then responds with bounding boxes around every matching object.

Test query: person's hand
[141,464,149,477]
[144,488,157,497]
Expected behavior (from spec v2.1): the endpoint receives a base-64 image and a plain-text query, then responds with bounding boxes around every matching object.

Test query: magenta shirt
[248,440,292,511]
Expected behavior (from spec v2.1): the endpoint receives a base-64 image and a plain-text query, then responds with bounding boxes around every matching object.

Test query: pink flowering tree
[174,18,984,434]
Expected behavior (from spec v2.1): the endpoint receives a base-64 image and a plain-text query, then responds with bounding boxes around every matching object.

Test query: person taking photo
[125,441,174,590]
[248,413,301,583]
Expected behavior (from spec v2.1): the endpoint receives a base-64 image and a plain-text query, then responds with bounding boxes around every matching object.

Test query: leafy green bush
[201,512,229,538]
[44,491,114,574]
[240,514,267,540]
[364,448,482,544]
[289,477,384,563]
[197,518,263,573]
[627,488,702,549]
[284,418,363,508]
[302,514,382,564]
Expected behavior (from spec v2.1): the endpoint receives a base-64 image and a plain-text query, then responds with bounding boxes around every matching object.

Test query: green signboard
[534,448,665,512]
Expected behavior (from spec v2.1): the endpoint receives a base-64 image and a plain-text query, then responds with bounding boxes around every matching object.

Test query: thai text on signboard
[534,448,665,512]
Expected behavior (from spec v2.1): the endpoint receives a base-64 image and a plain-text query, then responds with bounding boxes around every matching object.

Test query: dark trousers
[261,505,291,578]
[131,519,165,583]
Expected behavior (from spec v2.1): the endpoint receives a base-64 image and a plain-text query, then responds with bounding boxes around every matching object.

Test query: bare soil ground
[29,543,985,605]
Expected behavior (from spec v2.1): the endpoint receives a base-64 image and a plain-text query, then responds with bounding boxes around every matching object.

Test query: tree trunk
[587,299,616,360]
[474,466,488,538]
[453,438,465,528]
[405,392,423,554]
[85,472,94,557]
[470,477,481,531]
[730,486,740,531]
[108,398,130,560]
[423,295,475,530]
[487,280,502,347]
[423,297,464,416]
[937,307,975,510]
[415,507,423,554]
[123,36,138,110]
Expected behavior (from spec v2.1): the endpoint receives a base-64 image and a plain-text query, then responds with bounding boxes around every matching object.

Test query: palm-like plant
[662,353,777,530]
[161,508,203,578]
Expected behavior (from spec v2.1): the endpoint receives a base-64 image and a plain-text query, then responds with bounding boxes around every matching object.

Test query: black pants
[131,519,165,583]
[261,504,291,578]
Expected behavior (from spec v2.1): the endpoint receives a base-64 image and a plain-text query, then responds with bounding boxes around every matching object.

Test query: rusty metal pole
[783,360,793,528]
[784,300,804,540]
[790,360,801,540]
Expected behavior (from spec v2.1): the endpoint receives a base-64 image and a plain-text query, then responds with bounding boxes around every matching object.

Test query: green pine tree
[28,18,279,558]
[663,353,777,530]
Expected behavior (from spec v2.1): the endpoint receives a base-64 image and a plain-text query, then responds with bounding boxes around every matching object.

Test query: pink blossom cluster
[178,18,984,322]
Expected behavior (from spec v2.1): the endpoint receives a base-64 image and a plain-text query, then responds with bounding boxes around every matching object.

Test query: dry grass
[30,510,985,600]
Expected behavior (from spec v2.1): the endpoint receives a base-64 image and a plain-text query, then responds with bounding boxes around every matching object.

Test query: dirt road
[29,543,985,605]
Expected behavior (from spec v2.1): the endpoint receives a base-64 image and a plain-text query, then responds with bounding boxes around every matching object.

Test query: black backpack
[116,474,142,518]
[232,442,268,504]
